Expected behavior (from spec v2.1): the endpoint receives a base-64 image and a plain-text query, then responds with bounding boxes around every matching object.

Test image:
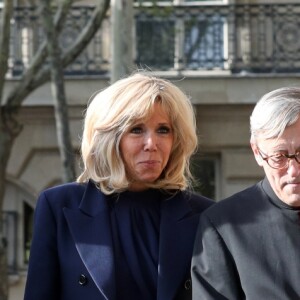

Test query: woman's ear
[250,142,264,167]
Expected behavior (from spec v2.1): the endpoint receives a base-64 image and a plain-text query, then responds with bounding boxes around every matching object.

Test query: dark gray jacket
[192,178,300,300]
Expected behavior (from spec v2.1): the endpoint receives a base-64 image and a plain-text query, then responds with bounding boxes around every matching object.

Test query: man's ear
[250,142,264,167]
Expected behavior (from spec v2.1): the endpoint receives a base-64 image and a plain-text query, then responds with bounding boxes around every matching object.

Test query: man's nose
[287,158,300,177]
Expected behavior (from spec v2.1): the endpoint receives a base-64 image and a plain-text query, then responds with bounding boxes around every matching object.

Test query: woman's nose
[144,133,157,151]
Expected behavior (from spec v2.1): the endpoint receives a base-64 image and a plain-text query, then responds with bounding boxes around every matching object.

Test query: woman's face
[120,102,174,191]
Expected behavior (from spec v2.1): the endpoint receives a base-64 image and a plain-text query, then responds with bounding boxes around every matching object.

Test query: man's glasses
[257,147,300,169]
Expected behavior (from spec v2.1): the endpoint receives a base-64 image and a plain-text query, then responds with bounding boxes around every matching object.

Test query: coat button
[78,274,88,286]
[184,279,191,290]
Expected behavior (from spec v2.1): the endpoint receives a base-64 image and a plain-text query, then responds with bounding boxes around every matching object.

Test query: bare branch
[5,0,110,110]
[62,0,110,67]
[5,0,74,110]
[41,0,76,182]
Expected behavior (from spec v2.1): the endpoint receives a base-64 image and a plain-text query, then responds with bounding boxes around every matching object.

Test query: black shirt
[110,189,162,299]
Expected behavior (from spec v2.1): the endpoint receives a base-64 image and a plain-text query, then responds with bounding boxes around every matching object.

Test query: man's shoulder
[202,181,264,220]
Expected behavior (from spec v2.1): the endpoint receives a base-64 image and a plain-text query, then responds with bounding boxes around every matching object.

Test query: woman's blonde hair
[77,72,198,194]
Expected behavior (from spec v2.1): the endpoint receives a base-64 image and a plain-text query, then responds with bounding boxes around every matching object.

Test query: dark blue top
[109,189,163,299]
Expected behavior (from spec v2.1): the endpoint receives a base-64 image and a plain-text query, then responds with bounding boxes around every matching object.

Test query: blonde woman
[24,72,213,300]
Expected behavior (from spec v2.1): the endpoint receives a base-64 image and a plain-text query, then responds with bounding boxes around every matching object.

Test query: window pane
[3,212,18,274]
[191,158,216,199]
[24,202,34,264]
[185,14,225,69]
[135,6,225,70]
[136,19,175,69]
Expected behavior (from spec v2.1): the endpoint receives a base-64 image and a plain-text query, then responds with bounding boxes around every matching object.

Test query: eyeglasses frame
[257,147,300,169]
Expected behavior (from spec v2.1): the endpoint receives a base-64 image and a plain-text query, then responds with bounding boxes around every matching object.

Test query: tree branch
[5,0,110,110]
[5,0,75,110]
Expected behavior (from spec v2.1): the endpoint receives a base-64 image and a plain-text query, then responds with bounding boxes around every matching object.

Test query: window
[3,201,34,273]
[135,1,227,71]
[184,13,225,69]
[136,19,175,69]
[3,211,18,274]
[191,156,219,200]
[23,202,34,264]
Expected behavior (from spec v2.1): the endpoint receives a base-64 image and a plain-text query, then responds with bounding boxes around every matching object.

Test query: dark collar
[261,177,300,224]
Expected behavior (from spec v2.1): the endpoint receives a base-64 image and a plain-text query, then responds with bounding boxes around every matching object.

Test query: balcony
[4,2,300,77]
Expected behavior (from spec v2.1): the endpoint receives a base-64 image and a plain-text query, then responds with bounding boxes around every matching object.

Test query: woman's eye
[130,126,143,134]
[158,126,171,134]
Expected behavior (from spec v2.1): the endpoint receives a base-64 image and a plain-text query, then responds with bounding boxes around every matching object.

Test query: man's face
[251,118,300,207]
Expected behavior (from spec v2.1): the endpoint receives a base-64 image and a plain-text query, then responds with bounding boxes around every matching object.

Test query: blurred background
[1,0,299,298]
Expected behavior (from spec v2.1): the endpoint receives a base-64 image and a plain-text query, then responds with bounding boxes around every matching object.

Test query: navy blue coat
[24,180,213,300]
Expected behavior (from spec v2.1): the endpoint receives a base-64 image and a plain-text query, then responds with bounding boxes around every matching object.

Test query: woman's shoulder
[41,181,88,198]
[37,181,97,209]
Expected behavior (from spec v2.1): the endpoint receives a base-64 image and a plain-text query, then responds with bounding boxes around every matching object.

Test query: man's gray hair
[250,87,300,142]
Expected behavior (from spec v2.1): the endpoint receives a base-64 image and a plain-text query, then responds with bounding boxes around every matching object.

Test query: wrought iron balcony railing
[4,2,300,77]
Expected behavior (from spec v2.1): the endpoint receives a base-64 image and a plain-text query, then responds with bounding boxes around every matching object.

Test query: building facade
[3,0,300,298]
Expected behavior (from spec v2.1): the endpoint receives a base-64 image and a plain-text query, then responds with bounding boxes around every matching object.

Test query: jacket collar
[63,181,115,300]
[64,182,199,300]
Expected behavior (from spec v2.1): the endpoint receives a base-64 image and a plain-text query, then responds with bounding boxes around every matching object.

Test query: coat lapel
[63,181,115,300]
[158,192,199,300]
